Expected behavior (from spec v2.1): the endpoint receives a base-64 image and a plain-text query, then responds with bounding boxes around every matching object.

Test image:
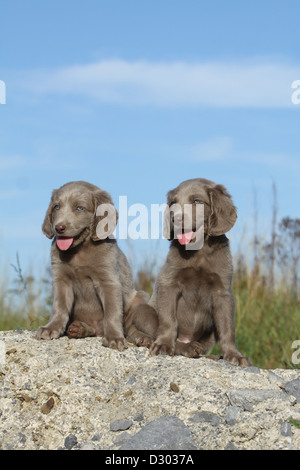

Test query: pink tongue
[56,237,74,251]
[177,231,194,245]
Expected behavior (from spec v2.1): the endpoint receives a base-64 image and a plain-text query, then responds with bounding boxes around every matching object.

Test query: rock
[110,419,133,432]
[18,432,26,444]
[119,416,198,450]
[189,411,220,426]
[64,434,78,449]
[225,442,239,450]
[78,441,101,450]
[280,422,293,437]
[284,379,300,403]
[41,397,55,415]
[113,431,131,447]
[170,382,180,393]
[244,367,261,374]
[227,389,289,412]
[0,330,300,450]
[225,406,242,425]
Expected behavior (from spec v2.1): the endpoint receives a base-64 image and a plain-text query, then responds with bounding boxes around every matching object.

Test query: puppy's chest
[175,265,222,297]
[62,263,102,294]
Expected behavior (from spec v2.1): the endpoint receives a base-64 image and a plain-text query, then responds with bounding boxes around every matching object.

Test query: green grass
[0,253,51,331]
[207,257,300,369]
[232,275,300,369]
[289,419,300,429]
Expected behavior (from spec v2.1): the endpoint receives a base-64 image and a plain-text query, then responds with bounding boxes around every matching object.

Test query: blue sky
[0,0,300,277]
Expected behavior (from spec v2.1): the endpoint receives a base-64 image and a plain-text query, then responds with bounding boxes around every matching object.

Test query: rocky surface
[0,330,300,450]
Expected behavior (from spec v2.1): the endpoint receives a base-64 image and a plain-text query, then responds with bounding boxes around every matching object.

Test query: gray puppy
[125,178,252,366]
[37,181,148,351]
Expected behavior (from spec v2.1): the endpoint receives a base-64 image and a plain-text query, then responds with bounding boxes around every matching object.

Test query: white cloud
[23,58,300,108]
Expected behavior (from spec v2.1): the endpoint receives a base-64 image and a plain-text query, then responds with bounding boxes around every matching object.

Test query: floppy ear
[91,189,119,241]
[208,184,237,236]
[42,190,58,239]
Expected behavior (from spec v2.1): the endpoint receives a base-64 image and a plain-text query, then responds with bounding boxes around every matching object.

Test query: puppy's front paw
[224,351,253,367]
[175,340,203,358]
[102,336,128,352]
[136,334,153,349]
[150,338,175,356]
[126,332,153,349]
[36,325,62,340]
[67,321,96,339]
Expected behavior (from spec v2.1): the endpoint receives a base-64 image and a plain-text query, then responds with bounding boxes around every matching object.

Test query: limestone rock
[0,330,299,450]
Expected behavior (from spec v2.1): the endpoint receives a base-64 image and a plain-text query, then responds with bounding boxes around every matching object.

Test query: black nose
[55,224,66,234]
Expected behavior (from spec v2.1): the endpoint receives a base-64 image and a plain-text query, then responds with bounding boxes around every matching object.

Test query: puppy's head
[163,178,237,247]
[42,181,118,251]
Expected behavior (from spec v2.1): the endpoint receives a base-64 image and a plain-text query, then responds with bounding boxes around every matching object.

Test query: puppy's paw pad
[67,321,85,338]
[136,335,153,348]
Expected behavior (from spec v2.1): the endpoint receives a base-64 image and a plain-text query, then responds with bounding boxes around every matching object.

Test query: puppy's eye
[193,199,202,204]
[76,206,84,211]
[54,204,60,211]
